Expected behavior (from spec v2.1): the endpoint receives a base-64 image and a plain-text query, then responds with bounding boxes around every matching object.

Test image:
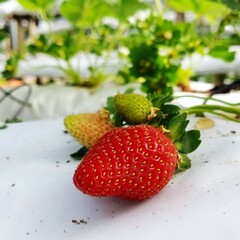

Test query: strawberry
[73,124,178,200]
[114,93,159,124]
[64,110,114,148]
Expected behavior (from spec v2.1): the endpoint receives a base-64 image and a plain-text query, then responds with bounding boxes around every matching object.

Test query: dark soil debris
[72,219,88,224]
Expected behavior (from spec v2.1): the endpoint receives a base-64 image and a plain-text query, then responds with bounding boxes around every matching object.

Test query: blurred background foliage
[0,0,239,93]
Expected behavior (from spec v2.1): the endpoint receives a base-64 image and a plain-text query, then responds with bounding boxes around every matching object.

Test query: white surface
[0,0,29,17]
[182,46,240,74]
[14,46,240,78]
[17,52,123,79]
[1,81,239,122]
[36,19,72,35]
[0,116,240,240]
[0,0,63,17]
[0,82,141,121]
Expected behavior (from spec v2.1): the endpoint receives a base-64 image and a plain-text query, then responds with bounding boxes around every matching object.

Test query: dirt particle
[72,219,88,224]
[11,183,15,187]
[79,219,88,224]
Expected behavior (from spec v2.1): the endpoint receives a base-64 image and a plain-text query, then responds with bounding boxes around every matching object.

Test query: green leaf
[124,88,135,94]
[168,112,189,142]
[0,122,7,129]
[104,96,116,114]
[160,104,180,115]
[112,0,148,23]
[18,0,55,16]
[151,95,173,108]
[149,111,164,127]
[114,111,124,127]
[70,146,89,160]
[208,0,240,10]
[60,0,115,27]
[175,153,192,173]
[175,130,201,154]
[0,29,7,42]
[166,0,199,14]
[5,118,22,123]
[208,45,236,62]
[166,0,229,21]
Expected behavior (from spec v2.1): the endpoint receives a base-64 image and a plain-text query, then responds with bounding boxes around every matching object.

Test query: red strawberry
[73,125,178,200]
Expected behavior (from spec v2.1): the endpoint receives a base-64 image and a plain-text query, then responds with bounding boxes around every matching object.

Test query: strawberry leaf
[0,122,7,129]
[70,146,89,160]
[160,104,181,115]
[175,153,192,173]
[114,111,124,127]
[124,88,135,94]
[175,130,201,154]
[149,111,164,127]
[167,113,189,142]
[104,96,115,114]
[150,95,173,108]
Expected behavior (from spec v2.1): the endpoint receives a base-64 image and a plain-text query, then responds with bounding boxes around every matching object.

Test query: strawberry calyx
[147,107,160,121]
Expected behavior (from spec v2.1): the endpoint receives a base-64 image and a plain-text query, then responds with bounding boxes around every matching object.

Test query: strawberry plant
[65,91,202,200]
[65,90,240,200]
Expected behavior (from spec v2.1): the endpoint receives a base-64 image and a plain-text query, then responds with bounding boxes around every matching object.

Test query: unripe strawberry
[64,110,114,148]
[114,93,158,124]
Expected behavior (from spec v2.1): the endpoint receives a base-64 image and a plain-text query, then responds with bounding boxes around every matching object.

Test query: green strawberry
[73,125,178,200]
[114,93,159,125]
[64,110,114,148]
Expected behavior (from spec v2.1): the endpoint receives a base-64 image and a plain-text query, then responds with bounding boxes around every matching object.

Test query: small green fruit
[114,93,158,124]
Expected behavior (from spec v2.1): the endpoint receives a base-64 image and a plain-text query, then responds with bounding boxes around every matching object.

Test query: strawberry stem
[174,95,240,106]
[175,95,240,123]
[183,108,240,123]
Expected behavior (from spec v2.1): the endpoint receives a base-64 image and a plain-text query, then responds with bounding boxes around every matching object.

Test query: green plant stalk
[184,104,240,115]
[65,60,82,85]
[154,0,164,16]
[182,106,240,123]
[174,95,240,106]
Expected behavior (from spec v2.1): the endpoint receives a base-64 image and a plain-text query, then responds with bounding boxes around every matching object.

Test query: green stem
[184,104,240,115]
[174,95,240,123]
[154,0,164,16]
[183,108,240,123]
[174,95,240,106]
